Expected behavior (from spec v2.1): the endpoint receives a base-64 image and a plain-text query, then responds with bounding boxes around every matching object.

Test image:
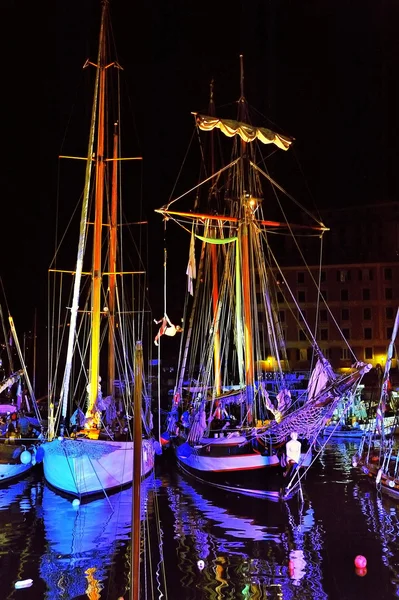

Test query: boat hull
[359,459,399,500]
[43,437,155,497]
[0,439,39,484]
[173,439,311,496]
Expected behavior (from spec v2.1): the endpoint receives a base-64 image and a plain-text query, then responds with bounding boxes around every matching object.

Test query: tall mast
[57,3,104,427]
[86,2,108,424]
[238,55,254,420]
[107,122,118,397]
[208,79,222,396]
[131,341,143,600]
[0,304,13,373]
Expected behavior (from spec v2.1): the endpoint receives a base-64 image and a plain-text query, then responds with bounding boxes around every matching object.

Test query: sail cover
[196,114,293,151]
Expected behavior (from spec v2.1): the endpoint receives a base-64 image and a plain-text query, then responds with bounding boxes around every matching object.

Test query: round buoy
[197,559,205,571]
[20,450,32,465]
[355,567,367,577]
[72,498,80,508]
[354,555,367,569]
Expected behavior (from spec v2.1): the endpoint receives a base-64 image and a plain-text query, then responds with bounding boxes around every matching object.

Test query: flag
[186,228,196,296]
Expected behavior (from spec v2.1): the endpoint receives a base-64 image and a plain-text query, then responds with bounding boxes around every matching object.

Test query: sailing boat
[0,307,43,483]
[42,2,154,498]
[354,306,399,499]
[157,58,371,494]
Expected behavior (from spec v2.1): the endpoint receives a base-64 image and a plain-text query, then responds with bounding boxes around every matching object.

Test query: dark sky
[2,0,399,334]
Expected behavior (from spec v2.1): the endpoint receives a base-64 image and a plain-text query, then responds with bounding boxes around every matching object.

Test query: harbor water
[1,441,398,599]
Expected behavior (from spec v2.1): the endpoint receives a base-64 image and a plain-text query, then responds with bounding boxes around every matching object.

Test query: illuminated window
[341,347,351,360]
[299,348,307,361]
[337,269,351,282]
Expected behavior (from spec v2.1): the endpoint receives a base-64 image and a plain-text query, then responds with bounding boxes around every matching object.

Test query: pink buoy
[354,555,367,569]
[355,567,367,577]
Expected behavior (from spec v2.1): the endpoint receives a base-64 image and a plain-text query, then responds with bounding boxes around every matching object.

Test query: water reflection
[39,475,157,599]
[354,483,399,597]
[2,443,399,599]
[159,471,328,599]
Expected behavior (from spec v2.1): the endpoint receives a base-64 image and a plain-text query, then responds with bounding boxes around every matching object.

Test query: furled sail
[195,114,293,151]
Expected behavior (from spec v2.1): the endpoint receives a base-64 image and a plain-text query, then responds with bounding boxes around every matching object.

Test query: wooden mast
[87,2,107,425]
[238,55,254,421]
[107,123,118,397]
[131,340,143,600]
[209,79,222,396]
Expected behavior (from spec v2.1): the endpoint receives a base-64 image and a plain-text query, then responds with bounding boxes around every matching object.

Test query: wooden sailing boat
[42,1,154,498]
[354,307,399,499]
[158,58,371,494]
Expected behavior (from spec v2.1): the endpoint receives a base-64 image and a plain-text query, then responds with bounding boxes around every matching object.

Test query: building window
[279,310,285,323]
[359,268,373,281]
[277,292,284,303]
[337,269,351,282]
[299,348,307,361]
[321,290,328,301]
[341,289,349,302]
[384,267,392,281]
[299,330,307,341]
[363,308,371,320]
[362,288,370,301]
[365,347,373,360]
[341,308,350,321]
[324,347,332,359]
[385,288,393,300]
[320,328,328,341]
[297,290,306,303]
[320,309,328,322]
[386,307,394,319]
[387,327,393,339]
[364,327,372,340]
[298,309,306,322]
[342,328,350,340]
[297,272,305,284]
[320,271,326,283]
[341,347,351,360]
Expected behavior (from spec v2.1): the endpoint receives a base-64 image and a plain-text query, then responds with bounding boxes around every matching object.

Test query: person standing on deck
[284,431,301,477]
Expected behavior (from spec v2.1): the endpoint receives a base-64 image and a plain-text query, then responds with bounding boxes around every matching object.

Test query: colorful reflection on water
[0,442,398,599]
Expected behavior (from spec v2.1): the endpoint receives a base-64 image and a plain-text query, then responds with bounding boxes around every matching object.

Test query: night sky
[2,0,398,336]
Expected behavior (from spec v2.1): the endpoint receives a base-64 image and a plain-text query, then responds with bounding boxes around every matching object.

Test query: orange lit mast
[208,79,222,397]
[237,55,255,423]
[107,123,118,397]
